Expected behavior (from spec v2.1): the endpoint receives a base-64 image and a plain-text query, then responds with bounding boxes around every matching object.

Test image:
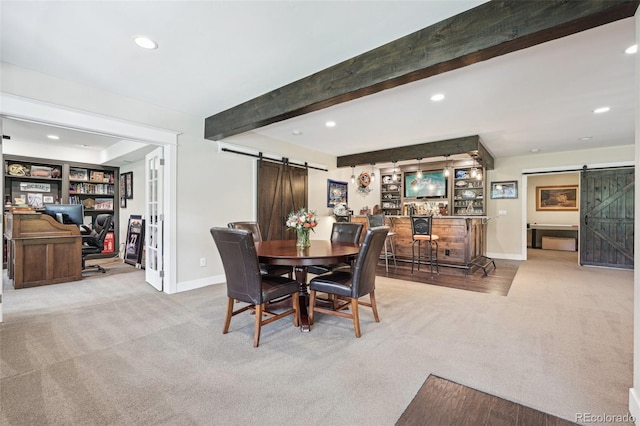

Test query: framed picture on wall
[490,181,518,199]
[536,185,578,211]
[327,179,348,208]
[120,172,133,199]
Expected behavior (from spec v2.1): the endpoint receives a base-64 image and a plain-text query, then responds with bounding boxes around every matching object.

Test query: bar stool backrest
[366,214,385,228]
[410,215,434,237]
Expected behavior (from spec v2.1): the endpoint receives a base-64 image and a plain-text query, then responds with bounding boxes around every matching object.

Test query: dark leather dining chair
[307,222,364,276]
[308,226,389,338]
[82,213,113,273]
[366,214,397,272]
[210,227,300,347]
[227,221,293,278]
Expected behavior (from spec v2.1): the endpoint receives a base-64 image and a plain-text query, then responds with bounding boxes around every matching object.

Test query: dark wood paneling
[257,160,308,241]
[580,167,634,268]
[336,136,495,170]
[205,1,638,141]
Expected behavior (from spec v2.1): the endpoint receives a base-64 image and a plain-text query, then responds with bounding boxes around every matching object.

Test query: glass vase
[296,228,311,248]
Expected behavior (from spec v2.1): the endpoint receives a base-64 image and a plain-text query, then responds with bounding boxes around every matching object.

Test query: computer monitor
[44,203,84,226]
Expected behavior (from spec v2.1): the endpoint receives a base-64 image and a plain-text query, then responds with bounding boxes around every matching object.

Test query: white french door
[145,147,164,291]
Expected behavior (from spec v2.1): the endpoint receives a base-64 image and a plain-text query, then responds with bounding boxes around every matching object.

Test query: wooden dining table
[255,239,360,332]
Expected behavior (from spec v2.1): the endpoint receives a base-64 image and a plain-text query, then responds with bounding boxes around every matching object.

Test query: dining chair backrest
[351,226,389,298]
[210,227,263,305]
[410,215,434,237]
[227,221,263,242]
[330,222,364,244]
[366,214,386,228]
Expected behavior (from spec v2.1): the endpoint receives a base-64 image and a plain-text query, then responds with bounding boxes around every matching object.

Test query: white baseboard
[629,388,640,424]
[485,252,525,261]
[176,274,225,293]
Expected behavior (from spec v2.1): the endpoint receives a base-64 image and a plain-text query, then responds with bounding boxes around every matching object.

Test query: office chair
[82,214,113,273]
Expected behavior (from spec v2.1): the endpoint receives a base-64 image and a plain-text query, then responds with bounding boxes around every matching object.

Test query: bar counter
[351,215,489,271]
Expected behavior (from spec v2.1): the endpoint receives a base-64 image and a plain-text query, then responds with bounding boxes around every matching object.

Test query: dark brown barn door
[257,159,308,240]
[580,167,634,269]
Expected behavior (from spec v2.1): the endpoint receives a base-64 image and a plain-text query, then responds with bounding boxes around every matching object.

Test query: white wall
[526,173,580,225]
[486,145,634,260]
[118,160,145,257]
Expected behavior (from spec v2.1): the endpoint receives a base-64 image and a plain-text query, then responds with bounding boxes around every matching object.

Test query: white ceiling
[0,1,636,167]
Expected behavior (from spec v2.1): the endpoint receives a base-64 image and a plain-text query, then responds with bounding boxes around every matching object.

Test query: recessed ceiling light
[625,44,637,55]
[593,106,610,114]
[46,134,59,140]
[578,136,592,141]
[292,130,303,136]
[133,36,158,50]
[430,93,445,102]
[530,148,540,153]
[325,121,336,128]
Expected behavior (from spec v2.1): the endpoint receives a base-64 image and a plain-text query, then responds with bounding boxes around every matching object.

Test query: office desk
[528,223,579,249]
[4,212,82,288]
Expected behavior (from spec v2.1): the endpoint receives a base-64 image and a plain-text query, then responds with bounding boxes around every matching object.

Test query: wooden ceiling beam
[204,0,638,141]
[336,136,495,170]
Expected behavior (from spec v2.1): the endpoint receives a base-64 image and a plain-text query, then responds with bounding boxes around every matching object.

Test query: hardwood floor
[375,257,521,296]
[396,375,576,426]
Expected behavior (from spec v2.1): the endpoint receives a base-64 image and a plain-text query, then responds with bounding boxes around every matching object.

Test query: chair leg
[369,291,380,322]
[411,240,416,274]
[292,292,300,327]
[253,303,264,348]
[389,236,397,269]
[383,239,389,272]
[223,297,234,334]
[351,298,361,338]
[309,290,316,325]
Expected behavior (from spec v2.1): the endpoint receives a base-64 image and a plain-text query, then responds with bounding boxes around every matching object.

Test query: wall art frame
[490,180,518,199]
[536,185,579,211]
[327,179,348,207]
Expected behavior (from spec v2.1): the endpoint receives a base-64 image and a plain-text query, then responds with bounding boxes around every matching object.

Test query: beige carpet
[0,249,633,425]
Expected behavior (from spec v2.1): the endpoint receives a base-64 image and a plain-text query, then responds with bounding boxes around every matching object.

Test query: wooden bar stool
[410,215,439,277]
[366,214,397,272]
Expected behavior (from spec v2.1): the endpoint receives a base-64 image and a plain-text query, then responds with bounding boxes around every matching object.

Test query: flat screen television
[44,203,84,225]
[404,171,447,199]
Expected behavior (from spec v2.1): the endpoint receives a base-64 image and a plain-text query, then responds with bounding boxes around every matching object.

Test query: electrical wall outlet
[445,249,451,256]
[199,257,206,267]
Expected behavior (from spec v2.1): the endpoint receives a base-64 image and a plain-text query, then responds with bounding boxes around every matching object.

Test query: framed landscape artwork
[536,185,579,211]
[327,179,348,207]
[490,181,518,199]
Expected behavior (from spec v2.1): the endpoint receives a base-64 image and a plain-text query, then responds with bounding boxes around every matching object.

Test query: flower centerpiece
[286,208,318,248]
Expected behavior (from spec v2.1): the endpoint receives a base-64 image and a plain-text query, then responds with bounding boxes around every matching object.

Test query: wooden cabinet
[4,155,119,260]
[380,173,402,215]
[4,212,82,288]
[452,167,485,215]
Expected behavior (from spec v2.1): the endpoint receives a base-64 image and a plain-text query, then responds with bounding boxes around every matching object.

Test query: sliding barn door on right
[580,167,634,269]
